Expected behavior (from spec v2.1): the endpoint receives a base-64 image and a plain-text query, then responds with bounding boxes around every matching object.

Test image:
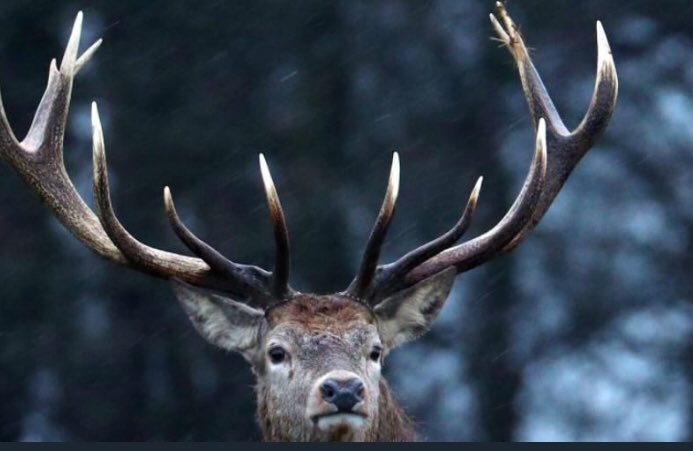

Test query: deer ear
[171,280,265,359]
[374,268,456,349]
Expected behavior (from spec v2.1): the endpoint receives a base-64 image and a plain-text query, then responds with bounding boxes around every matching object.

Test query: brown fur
[266,294,375,330]
[255,294,416,441]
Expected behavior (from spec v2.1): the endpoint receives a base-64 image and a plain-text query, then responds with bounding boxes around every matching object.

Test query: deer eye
[369,346,382,362]
[268,346,287,364]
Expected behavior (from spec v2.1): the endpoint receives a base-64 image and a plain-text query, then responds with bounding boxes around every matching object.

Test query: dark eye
[268,346,287,364]
[369,346,382,362]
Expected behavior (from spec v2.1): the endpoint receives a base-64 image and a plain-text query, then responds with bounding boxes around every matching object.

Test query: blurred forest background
[1,0,693,442]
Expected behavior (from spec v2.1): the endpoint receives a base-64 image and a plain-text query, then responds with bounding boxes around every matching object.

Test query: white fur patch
[316,414,365,431]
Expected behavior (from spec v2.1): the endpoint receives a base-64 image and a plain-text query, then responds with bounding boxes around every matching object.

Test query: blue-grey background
[1,0,692,442]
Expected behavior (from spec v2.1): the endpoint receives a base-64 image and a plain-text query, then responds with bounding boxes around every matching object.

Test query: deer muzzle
[307,370,369,431]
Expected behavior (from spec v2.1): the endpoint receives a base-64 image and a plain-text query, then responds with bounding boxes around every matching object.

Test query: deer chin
[313,412,367,429]
[310,412,368,441]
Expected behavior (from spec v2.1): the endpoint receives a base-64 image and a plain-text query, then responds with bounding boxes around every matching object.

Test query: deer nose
[320,377,365,412]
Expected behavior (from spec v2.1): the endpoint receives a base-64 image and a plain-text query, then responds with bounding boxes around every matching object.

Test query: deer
[0,3,617,442]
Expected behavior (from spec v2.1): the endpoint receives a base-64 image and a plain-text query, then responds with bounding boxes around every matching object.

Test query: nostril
[354,381,365,400]
[320,380,338,402]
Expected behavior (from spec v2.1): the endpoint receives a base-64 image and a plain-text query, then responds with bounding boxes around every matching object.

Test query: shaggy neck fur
[257,378,416,442]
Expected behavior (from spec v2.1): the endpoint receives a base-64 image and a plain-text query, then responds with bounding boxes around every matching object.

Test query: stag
[0,3,617,442]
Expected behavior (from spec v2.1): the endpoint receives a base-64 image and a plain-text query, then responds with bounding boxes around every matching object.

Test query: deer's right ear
[171,280,265,358]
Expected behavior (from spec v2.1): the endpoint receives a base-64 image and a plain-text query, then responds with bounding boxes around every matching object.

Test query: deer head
[0,3,618,442]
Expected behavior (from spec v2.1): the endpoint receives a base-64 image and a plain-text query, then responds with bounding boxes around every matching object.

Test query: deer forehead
[265,294,379,351]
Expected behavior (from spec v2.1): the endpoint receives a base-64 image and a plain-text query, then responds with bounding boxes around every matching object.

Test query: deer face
[172,268,456,441]
[260,296,382,441]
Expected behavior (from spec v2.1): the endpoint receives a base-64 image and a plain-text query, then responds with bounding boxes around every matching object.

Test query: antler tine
[398,118,548,292]
[346,152,400,300]
[259,154,291,299]
[573,21,618,147]
[369,176,482,301]
[91,102,195,276]
[163,187,274,305]
[489,1,618,253]
[75,38,103,75]
[91,103,279,298]
[22,12,85,154]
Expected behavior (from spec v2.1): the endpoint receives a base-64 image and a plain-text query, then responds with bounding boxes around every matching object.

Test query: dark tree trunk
[469,257,521,441]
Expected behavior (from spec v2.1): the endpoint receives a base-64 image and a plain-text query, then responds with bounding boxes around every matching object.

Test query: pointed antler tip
[90,106,107,171]
[75,38,103,74]
[596,21,608,45]
[595,20,614,63]
[61,12,85,73]
[469,176,483,206]
[388,152,401,201]
[74,11,84,25]
[90,102,101,127]
[475,176,484,192]
[70,11,83,38]
[489,11,510,44]
[534,119,548,171]
[536,118,547,145]
[391,151,400,169]
[259,154,274,187]
[163,186,176,214]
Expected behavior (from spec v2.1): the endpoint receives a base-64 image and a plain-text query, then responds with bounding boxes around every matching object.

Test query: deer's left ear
[374,268,456,350]
[171,280,265,361]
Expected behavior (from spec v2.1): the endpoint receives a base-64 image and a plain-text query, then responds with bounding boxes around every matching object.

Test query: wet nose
[320,377,365,412]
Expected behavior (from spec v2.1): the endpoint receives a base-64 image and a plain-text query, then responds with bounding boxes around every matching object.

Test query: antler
[351,2,618,303]
[0,5,618,308]
[0,12,292,306]
[347,152,400,299]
